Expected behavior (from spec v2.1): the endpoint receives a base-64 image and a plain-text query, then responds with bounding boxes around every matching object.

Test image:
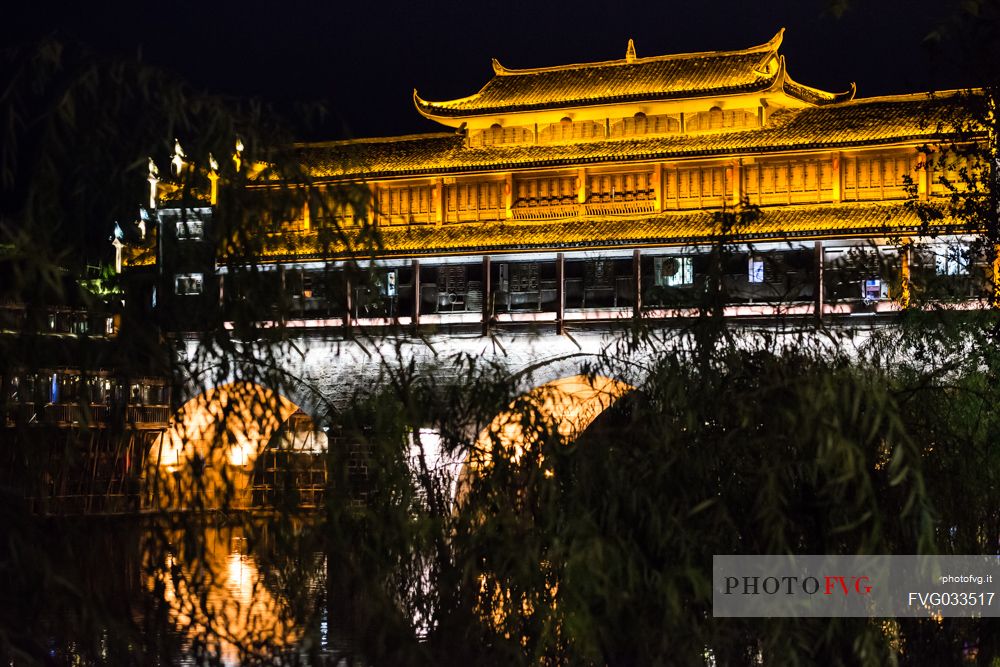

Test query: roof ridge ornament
[625,39,637,63]
[768,27,785,52]
[171,139,185,176]
[774,55,858,105]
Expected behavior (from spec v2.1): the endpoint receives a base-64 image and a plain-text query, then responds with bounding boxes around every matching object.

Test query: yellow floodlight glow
[458,374,632,499]
[146,382,317,508]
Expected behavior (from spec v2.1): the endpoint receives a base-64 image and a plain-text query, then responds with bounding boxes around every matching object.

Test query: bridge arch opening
[147,381,326,508]
[457,373,633,502]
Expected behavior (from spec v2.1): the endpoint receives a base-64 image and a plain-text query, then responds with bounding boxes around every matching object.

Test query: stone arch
[146,381,325,508]
[455,374,633,501]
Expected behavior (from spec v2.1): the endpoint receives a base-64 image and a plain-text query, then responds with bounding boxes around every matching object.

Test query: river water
[4,517,357,665]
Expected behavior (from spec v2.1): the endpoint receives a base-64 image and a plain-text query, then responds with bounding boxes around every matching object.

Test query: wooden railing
[584,200,656,216]
[126,405,171,426]
[511,203,581,221]
[4,402,169,428]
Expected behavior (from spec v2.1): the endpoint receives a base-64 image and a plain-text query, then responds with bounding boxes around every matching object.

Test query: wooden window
[686,108,757,132]
[378,184,435,224]
[585,259,615,287]
[662,165,731,209]
[473,124,532,146]
[610,114,681,138]
[443,181,503,222]
[587,172,654,202]
[843,152,916,201]
[439,265,467,293]
[509,263,540,292]
[742,158,835,205]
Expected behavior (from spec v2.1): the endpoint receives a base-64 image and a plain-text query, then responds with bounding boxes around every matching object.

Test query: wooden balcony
[511,202,580,221]
[4,402,170,429]
[584,199,656,216]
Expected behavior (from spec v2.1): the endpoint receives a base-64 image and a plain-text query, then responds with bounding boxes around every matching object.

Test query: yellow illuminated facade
[127,29,988,335]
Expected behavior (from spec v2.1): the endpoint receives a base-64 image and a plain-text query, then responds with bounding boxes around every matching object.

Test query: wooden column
[900,241,912,308]
[916,152,929,201]
[367,184,377,226]
[831,152,842,203]
[434,178,445,226]
[633,248,642,318]
[814,241,824,323]
[504,173,513,220]
[555,253,565,334]
[482,255,492,336]
[730,159,742,206]
[412,259,421,329]
[652,163,663,212]
[576,168,587,205]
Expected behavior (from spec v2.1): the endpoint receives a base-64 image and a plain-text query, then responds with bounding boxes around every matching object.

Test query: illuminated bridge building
[118,30,989,508]
[138,29,984,334]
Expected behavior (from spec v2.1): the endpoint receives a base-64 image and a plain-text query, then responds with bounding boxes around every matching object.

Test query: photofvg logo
[722,573,873,597]
[713,555,1000,618]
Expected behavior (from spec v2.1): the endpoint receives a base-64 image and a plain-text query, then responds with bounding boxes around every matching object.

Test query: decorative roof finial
[137,209,148,240]
[233,137,245,172]
[110,222,125,273]
[207,153,220,205]
[146,158,160,209]
[171,139,185,176]
[625,38,637,63]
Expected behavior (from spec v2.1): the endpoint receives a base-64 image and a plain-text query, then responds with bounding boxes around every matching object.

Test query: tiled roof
[260,202,971,261]
[413,32,784,118]
[298,93,976,181]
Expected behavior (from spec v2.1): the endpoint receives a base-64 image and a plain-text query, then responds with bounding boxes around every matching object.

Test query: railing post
[412,259,421,330]
[633,248,642,318]
[482,255,492,336]
[556,253,565,334]
[814,241,824,323]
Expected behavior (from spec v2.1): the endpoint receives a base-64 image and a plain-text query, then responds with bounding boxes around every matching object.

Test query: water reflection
[9,518,346,665]
[153,525,321,665]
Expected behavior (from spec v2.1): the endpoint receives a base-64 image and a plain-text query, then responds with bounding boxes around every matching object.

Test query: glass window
[654,256,693,286]
[175,218,204,240]
[376,270,397,297]
[748,256,765,284]
[934,243,969,276]
[862,279,888,301]
[175,273,204,295]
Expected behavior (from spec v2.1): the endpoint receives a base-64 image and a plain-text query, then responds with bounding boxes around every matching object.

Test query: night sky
[1,0,974,141]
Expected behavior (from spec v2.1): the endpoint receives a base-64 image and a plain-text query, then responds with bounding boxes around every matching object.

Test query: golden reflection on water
[151,526,304,665]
